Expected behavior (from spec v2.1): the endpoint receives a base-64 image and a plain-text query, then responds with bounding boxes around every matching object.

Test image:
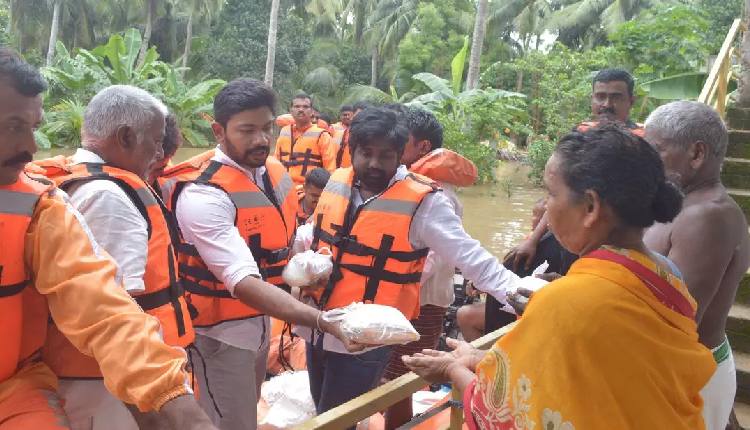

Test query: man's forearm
[234,275,320,328]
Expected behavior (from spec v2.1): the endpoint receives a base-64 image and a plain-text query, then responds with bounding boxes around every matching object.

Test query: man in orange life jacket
[380,106,480,429]
[298,167,330,226]
[274,93,337,185]
[507,68,643,273]
[294,106,521,421]
[0,49,214,430]
[32,85,196,430]
[161,78,362,430]
[331,105,354,168]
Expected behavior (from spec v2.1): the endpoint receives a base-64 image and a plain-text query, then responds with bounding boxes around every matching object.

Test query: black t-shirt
[484,230,578,333]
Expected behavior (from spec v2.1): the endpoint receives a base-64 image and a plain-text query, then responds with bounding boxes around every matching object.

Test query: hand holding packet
[321,303,420,345]
[282,248,333,288]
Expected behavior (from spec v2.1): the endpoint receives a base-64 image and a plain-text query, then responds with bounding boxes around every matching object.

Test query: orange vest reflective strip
[577,121,645,137]
[164,157,297,328]
[33,158,195,378]
[276,125,329,183]
[0,174,50,383]
[310,168,437,319]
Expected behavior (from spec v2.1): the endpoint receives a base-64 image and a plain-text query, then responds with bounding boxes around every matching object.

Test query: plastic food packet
[503,261,550,315]
[259,371,316,429]
[282,248,332,288]
[322,303,420,345]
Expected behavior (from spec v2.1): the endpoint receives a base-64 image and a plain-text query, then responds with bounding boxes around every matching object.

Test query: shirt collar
[72,148,106,164]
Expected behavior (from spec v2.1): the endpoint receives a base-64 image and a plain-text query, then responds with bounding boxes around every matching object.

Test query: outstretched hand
[402,337,480,383]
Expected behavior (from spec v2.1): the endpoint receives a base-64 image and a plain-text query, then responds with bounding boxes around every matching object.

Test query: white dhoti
[700,337,736,430]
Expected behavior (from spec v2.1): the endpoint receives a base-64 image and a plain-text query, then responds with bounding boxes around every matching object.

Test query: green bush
[526,135,555,185]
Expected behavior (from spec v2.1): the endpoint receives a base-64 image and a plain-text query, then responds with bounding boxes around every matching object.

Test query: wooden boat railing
[698,18,743,118]
[295,322,516,430]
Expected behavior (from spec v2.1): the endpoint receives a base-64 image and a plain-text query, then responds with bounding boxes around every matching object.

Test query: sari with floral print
[464,246,716,430]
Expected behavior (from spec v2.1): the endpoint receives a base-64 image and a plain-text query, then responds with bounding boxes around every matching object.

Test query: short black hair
[554,124,682,228]
[340,105,354,113]
[305,167,330,189]
[214,78,277,127]
[349,106,409,154]
[163,114,182,158]
[593,68,635,97]
[0,48,47,96]
[405,107,443,151]
[352,100,372,112]
[291,92,313,108]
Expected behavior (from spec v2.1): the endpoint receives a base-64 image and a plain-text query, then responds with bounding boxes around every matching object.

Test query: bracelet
[316,312,323,332]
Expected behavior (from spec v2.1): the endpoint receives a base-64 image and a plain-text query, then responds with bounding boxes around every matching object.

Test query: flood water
[35,147,543,258]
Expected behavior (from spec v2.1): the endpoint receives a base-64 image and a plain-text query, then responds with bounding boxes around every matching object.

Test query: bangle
[316,312,323,332]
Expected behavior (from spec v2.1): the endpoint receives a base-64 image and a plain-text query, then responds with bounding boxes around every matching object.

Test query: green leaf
[34,130,52,150]
[122,28,143,80]
[412,72,453,100]
[451,36,469,94]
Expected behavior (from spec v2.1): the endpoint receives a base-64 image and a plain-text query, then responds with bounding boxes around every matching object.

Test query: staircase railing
[698,18,743,118]
[295,322,516,430]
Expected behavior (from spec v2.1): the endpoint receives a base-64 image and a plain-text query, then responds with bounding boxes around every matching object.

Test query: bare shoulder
[674,188,747,240]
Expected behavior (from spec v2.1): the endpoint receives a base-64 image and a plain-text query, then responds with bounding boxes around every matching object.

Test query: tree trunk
[46,0,61,66]
[515,69,524,92]
[264,0,280,87]
[371,46,378,87]
[465,0,488,90]
[138,0,156,67]
[181,9,193,75]
[738,0,750,106]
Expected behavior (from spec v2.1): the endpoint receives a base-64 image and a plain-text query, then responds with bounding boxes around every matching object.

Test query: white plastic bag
[259,371,316,429]
[282,248,333,288]
[503,261,551,315]
[322,303,420,345]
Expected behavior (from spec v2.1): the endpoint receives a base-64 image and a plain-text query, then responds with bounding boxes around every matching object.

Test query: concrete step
[723,158,750,189]
[735,350,750,404]
[726,106,750,131]
[728,304,750,356]
[729,189,750,220]
[728,131,750,159]
[734,401,750,429]
[736,270,750,306]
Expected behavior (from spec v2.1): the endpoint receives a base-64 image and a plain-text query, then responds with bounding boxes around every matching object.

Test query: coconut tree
[265,0,280,86]
[137,0,159,66]
[365,0,419,86]
[179,0,224,72]
[46,0,63,65]
[465,0,488,90]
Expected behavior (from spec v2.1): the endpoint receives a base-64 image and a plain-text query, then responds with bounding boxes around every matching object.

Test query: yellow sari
[465,246,715,430]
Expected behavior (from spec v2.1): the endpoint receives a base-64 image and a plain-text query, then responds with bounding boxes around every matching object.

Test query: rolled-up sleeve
[26,192,190,412]
[410,191,519,303]
[175,183,261,294]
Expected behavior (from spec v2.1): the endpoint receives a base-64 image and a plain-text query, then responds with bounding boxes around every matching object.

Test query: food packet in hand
[282,248,333,288]
[322,303,420,345]
[503,261,550,315]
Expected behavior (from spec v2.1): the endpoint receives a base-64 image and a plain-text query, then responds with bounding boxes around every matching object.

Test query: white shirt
[67,149,149,293]
[295,165,520,353]
[175,147,267,350]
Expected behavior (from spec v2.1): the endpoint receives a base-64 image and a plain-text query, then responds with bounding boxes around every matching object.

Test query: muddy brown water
[35,147,543,257]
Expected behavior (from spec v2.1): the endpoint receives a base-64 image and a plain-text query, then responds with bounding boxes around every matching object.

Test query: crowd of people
[0,44,746,430]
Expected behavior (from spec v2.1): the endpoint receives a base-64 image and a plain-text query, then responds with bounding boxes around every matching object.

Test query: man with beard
[161,78,360,430]
[644,101,749,430]
[0,49,214,430]
[274,93,337,185]
[295,106,520,422]
[507,68,642,273]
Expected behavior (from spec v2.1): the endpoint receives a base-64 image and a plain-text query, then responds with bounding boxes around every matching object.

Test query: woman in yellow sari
[403,125,716,429]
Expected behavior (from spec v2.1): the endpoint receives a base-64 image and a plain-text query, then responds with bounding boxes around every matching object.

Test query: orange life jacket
[276,125,330,184]
[576,121,645,137]
[162,154,297,328]
[309,168,438,319]
[275,114,295,128]
[32,157,195,378]
[409,149,478,187]
[0,173,53,384]
[332,123,351,168]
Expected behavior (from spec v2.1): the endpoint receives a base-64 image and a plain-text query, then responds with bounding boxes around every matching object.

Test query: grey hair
[644,100,728,159]
[82,85,168,142]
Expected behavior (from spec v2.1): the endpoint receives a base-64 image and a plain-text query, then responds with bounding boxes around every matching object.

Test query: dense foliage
[3,0,743,182]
